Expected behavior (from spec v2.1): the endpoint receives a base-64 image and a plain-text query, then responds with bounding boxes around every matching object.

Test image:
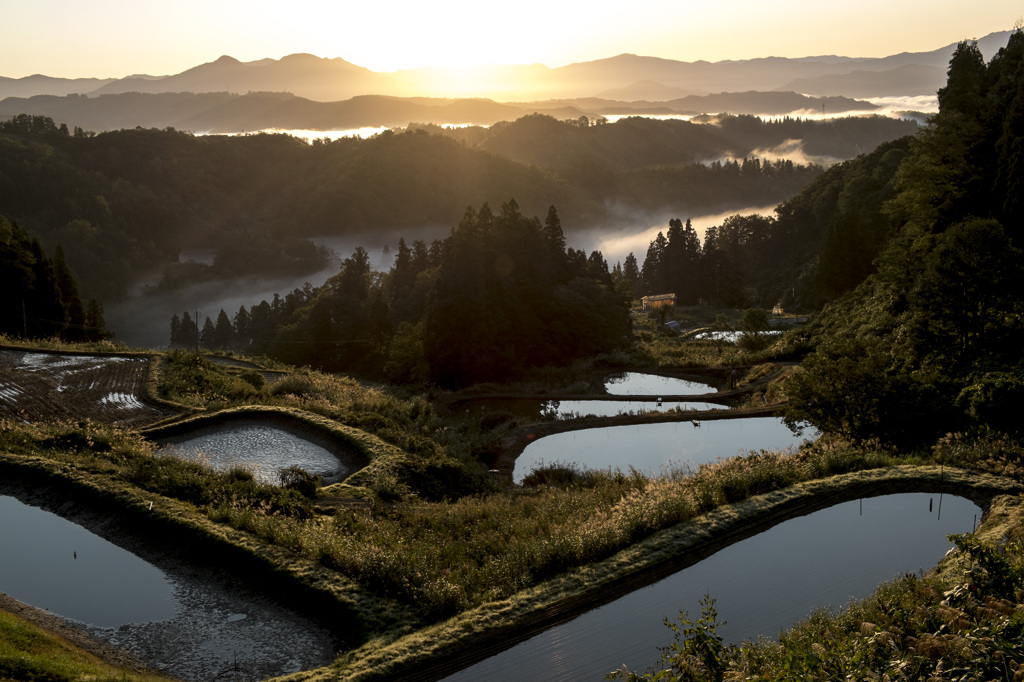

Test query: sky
[2,0,1020,79]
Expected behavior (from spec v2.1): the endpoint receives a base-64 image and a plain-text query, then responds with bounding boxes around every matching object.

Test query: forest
[0,112,912,303]
[781,34,1024,447]
[0,215,107,341]
[169,202,631,387]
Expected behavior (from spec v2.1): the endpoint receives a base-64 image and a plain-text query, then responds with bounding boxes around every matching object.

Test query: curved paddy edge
[305,466,1022,682]
[0,452,374,651]
[139,405,406,478]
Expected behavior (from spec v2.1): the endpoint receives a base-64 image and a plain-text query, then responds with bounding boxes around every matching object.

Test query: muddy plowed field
[0,349,176,427]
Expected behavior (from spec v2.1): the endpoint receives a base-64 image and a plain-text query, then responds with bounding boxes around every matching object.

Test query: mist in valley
[104,203,780,349]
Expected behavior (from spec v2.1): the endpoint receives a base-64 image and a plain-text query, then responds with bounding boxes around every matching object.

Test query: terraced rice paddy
[0,348,174,427]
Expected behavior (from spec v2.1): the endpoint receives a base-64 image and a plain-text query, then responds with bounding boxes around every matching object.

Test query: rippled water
[443,493,981,681]
[514,417,814,482]
[158,422,347,484]
[0,492,338,680]
[605,372,716,395]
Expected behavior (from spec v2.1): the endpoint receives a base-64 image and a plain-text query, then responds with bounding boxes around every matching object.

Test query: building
[641,293,676,311]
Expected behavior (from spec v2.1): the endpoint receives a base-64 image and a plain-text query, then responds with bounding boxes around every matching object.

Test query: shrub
[278,465,321,499]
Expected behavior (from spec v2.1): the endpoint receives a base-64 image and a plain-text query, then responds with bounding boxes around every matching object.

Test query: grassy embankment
[4,334,1024,680]
[0,606,174,682]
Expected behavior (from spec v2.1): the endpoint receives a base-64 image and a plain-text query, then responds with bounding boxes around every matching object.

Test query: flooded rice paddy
[0,349,173,427]
[0,490,338,681]
[444,492,981,681]
[604,372,717,395]
[514,417,814,482]
[156,416,361,485]
[459,397,728,421]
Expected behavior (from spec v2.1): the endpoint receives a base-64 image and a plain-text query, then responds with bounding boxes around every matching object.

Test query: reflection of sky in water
[0,493,337,679]
[514,417,815,482]
[604,372,715,395]
[443,493,979,682]
[0,495,175,627]
[549,400,727,419]
[160,424,345,484]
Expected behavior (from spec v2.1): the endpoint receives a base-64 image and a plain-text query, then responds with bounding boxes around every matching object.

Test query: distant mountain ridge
[0,91,879,134]
[1,31,1012,103]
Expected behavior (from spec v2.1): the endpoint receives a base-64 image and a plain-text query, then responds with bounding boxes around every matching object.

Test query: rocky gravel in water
[0,481,341,681]
[84,569,338,681]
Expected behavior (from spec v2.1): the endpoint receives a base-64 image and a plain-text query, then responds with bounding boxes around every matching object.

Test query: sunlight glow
[2,1,1019,79]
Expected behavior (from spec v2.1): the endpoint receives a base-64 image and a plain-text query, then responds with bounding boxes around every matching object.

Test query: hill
[0,31,1013,102]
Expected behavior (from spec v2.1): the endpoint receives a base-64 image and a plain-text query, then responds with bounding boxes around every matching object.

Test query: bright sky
[2,0,1020,79]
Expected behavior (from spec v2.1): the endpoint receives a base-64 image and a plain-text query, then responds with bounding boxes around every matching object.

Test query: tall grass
[207,437,907,621]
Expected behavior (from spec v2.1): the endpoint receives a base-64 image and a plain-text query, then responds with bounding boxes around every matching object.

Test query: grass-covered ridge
[4,340,1024,680]
[295,465,1021,681]
[0,603,175,682]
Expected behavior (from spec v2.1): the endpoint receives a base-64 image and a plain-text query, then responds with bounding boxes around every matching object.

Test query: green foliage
[278,465,322,499]
[0,215,107,342]
[785,30,1024,447]
[158,350,262,407]
[608,596,728,682]
[421,201,631,386]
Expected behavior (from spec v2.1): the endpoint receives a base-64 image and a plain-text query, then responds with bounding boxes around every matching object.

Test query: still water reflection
[514,417,814,483]
[605,373,716,395]
[0,495,174,627]
[0,492,336,680]
[460,398,727,421]
[444,493,980,681]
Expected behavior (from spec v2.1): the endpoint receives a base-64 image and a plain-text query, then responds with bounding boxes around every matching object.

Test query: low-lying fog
[104,203,775,350]
[217,96,937,143]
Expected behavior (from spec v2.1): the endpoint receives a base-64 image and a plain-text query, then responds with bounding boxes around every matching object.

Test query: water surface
[605,372,716,395]
[459,398,727,421]
[0,495,175,627]
[158,421,347,484]
[444,493,980,681]
[0,492,337,680]
[514,417,813,482]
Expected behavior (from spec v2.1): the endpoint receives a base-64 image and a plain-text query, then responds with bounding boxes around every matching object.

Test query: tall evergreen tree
[53,246,87,342]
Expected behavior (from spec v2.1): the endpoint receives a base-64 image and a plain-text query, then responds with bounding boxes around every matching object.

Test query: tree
[213,309,234,350]
[169,313,182,347]
[199,316,216,350]
[84,299,108,341]
[233,305,251,348]
[52,246,86,341]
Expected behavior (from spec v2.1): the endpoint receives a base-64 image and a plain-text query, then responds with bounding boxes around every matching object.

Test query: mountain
[0,90,880,135]
[0,31,1013,103]
[777,64,946,97]
[0,74,115,98]
[89,53,382,101]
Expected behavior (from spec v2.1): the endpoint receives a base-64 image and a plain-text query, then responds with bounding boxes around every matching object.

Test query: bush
[278,465,321,498]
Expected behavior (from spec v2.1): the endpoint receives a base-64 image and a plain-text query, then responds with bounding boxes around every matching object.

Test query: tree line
[0,111,915,304]
[169,202,631,387]
[0,214,107,341]
[627,135,914,311]
[783,31,1024,446]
